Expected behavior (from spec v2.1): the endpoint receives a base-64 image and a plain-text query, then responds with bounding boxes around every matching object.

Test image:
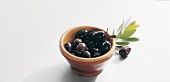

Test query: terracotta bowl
[59,26,115,76]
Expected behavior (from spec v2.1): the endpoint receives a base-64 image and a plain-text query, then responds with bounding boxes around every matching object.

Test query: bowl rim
[60,26,115,63]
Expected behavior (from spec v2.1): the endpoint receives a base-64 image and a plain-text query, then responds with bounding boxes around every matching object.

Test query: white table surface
[1,0,170,82]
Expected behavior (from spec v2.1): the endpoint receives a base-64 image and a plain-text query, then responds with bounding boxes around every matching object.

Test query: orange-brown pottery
[59,26,115,76]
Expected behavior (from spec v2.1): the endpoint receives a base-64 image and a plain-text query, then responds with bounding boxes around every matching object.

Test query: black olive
[75,30,88,40]
[93,31,106,40]
[83,51,91,58]
[64,42,72,52]
[92,48,99,52]
[93,52,101,58]
[73,38,83,45]
[101,41,111,54]
[76,43,86,55]
[119,47,131,58]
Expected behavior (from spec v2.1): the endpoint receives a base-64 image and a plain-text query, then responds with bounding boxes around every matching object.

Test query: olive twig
[109,34,117,38]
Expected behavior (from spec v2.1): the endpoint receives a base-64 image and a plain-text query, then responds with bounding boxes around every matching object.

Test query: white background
[1,0,170,82]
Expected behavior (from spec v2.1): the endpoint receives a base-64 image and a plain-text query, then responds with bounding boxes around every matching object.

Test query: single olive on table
[119,46,131,58]
[64,30,112,58]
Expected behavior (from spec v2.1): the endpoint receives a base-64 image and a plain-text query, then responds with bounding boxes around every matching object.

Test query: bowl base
[71,67,103,77]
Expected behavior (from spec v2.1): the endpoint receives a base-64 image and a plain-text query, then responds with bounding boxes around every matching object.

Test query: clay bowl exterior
[59,26,115,76]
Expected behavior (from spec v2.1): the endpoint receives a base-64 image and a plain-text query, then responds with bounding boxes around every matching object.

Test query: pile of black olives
[64,30,112,58]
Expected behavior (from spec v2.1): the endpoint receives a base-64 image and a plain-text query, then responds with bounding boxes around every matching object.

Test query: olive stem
[104,28,108,34]
[109,34,117,38]
[104,28,116,38]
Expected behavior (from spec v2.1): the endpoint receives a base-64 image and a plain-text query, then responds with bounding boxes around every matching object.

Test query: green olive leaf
[122,37,139,42]
[112,29,115,35]
[116,46,123,49]
[117,21,124,32]
[127,21,136,27]
[117,29,122,38]
[114,20,140,45]
[125,24,139,31]
[116,42,130,45]
[117,21,124,38]
[119,29,136,39]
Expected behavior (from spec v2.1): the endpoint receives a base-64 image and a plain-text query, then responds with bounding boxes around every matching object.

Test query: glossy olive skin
[119,47,131,58]
[73,38,83,45]
[92,48,99,52]
[88,31,95,39]
[93,31,106,40]
[76,43,86,55]
[64,42,72,52]
[75,30,88,40]
[83,51,91,58]
[101,41,111,54]
[93,52,101,58]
